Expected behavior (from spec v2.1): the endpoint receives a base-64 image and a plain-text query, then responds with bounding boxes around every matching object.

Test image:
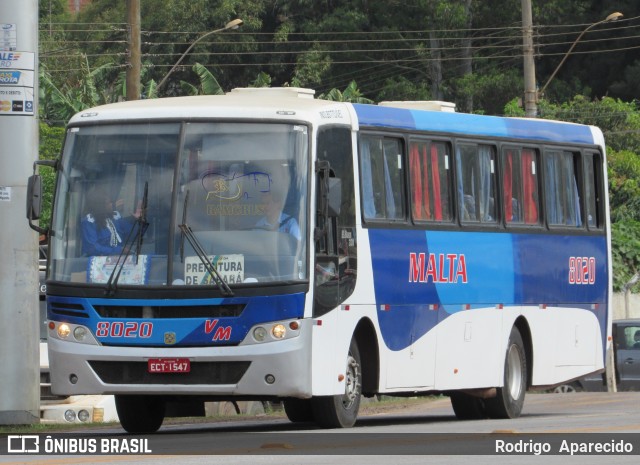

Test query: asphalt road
[1,392,639,464]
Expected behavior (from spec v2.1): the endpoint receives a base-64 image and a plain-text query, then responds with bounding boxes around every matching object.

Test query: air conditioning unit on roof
[378,100,456,112]
[229,87,315,99]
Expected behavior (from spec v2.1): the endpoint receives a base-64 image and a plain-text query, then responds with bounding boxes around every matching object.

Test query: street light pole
[156,18,243,92]
[126,0,141,101]
[539,12,623,98]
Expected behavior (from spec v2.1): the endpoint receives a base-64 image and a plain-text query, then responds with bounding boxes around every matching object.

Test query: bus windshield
[50,121,309,289]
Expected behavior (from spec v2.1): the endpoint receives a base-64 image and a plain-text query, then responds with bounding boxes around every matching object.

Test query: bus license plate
[148,358,190,373]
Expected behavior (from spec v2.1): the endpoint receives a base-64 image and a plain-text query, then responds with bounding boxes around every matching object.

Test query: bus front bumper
[47,325,312,398]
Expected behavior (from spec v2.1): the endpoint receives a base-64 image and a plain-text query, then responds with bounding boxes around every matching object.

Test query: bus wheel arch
[514,317,533,391]
[353,317,380,397]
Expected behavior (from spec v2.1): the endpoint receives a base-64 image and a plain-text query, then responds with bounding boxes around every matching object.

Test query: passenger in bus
[255,190,301,240]
[81,187,140,256]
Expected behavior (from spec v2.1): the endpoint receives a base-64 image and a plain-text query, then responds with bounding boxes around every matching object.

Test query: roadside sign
[0,50,34,115]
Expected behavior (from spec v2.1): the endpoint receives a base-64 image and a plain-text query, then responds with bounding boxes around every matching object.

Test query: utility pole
[521,0,537,117]
[0,0,40,424]
[126,0,141,100]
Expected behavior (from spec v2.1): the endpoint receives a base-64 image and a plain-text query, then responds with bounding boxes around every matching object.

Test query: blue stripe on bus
[368,230,607,351]
[352,104,595,144]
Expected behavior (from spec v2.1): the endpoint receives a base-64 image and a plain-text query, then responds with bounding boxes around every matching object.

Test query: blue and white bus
[28,87,611,432]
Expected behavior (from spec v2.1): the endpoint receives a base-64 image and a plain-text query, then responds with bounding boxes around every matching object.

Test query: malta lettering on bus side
[408,252,468,284]
[568,256,596,284]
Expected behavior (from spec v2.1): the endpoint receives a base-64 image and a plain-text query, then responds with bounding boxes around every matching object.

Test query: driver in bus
[255,189,301,240]
[81,187,141,256]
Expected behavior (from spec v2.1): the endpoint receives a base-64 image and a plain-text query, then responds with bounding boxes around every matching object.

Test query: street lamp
[539,12,623,98]
[156,18,243,92]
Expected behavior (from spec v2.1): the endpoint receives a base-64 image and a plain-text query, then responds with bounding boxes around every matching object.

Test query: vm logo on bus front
[204,319,232,341]
[568,256,596,285]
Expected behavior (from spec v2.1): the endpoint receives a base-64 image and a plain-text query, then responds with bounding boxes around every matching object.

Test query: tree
[318,81,373,103]
[179,63,224,96]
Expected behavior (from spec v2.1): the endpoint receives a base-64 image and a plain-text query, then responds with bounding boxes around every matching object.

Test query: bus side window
[409,140,453,223]
[584,152,604,229]
[360,135,405,221]
[456,143,497,224]
[502,147,540,226]
[544,150,583,227]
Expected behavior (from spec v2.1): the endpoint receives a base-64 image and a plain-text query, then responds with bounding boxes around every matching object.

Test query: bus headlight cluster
[248,320,301,344]
[49,321,98,345]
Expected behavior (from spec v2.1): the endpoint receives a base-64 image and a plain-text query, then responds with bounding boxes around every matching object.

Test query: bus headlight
[272,324,286,339]
[73,326,87,342]
[57,323,71,339]
[253,326,268,342]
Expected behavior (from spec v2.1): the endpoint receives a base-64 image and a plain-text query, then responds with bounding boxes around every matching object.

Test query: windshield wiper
[134,182,150,264]
[178,191,234,297]
[104,182,150,296]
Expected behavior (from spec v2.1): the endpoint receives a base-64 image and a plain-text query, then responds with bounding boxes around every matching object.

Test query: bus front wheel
[450,392,486,420]
[283,398,314,423]
[311,339,362,428]
[115,394,165,433]
[484,327,527,419]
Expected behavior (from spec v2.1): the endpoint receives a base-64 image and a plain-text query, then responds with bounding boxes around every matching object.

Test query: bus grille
[93,304,245,319]
[88,361,250,385]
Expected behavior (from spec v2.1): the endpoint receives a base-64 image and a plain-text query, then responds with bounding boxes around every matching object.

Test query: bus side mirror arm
[26,159,58,236]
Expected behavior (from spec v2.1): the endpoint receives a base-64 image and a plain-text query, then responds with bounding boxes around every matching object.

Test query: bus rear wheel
[115,394,165,433]
[311,339,362,428]
[484,327,527,419]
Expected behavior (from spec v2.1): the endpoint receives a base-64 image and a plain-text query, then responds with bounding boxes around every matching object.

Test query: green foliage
[39,58,116,124]
[291,43,332,88]
[503,98,525,117]
[318,81,373,103]
[251,72,272,88]
[607,149,640,223]
[538,96,640,153]
[612,221,640,292]
[374,77,431,103]
[180,63,224,96]
[453,69,523,115]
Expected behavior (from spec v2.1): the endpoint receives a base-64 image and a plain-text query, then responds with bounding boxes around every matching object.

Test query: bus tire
[485,327,527,419]
[311,339,362,428]
[115,394,165,433]
[450,392,486,420]
[283,398,314,423]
